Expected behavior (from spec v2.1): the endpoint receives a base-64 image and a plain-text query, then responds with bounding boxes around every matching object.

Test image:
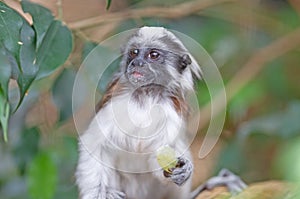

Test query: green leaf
[28,152,57,199]
[0,94,9,142]
[36,20,73,79]
[106,0,112,10]
[0,2,24,58]
[0,45,11,142]
[16,21,38,109]
[52,68,76,122]
[0,45,11,95]
[0,2,39,111]
[21,0,54,48]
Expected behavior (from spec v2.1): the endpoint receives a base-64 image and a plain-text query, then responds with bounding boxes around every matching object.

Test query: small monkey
[76,27,246,199]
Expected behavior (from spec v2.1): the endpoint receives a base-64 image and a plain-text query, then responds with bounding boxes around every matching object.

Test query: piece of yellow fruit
[156,145,178,172]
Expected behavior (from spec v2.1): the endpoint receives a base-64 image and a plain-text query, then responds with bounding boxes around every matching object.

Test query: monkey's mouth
[126,69,155,86]
[126,70,146,85]
[131,71,144,78]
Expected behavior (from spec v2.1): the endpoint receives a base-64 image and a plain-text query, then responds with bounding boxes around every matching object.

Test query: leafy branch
[68,0,236,30]
[0,1,73,141]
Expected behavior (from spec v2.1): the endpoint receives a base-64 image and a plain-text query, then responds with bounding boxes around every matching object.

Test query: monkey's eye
[129,49,139,58]
[148,50,160,60]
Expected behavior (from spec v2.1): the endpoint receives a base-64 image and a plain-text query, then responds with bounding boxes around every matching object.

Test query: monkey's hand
[204,169,247,194]
[106,188,126,199]
[164,157,193,186]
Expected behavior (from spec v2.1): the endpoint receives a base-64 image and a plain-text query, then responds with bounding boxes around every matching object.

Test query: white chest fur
[96,93,184,151]
[80,93,187,173]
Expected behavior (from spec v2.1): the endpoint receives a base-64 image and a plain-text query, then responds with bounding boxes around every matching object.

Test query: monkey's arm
[76,141,126,199]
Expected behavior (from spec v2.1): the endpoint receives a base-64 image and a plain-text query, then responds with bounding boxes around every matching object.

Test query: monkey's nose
[132,58,145,67]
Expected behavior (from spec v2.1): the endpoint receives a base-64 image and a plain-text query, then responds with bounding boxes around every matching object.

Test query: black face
[124,46,191,88]
[125,47,170,87]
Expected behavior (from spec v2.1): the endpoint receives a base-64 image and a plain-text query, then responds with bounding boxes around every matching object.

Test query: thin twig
[198,28,300,130]
[56,0,63,21]
[74,29,90,42]
[68,0,236,30]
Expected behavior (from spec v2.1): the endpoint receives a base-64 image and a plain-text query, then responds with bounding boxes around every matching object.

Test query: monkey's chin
[126,70,158,88]
[128,78,149,87]
[126,72,147,86]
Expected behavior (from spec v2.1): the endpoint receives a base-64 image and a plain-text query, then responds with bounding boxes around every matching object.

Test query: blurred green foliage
[28,152,57,199]
[0,0,300,198]
[52,69,76,122]
[275,137,300,182]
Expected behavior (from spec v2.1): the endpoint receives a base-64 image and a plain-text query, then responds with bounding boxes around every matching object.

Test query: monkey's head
[120,27,202,92]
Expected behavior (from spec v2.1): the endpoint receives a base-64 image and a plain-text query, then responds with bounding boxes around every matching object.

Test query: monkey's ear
[180,54,192,70]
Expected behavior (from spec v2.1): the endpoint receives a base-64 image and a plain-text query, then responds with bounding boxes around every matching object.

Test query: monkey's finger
[171,173,190,186]
[170,165,193,186]
[172,160,193,175]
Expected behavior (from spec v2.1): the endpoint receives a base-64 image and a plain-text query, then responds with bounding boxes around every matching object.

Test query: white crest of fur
[125,26,202,91]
